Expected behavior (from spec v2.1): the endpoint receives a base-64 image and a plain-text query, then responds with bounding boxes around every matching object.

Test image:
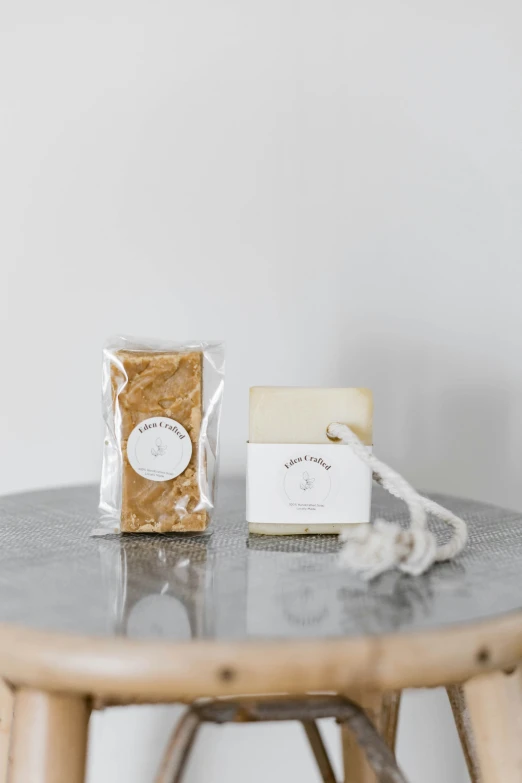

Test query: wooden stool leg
[341,691,401,783]
[8,688,90,783]
[446,685,480,782]
[155,709,201,783]
[379,692,401,752]
[0,680,13,783]
[464,668,522,783]
[302,720,337,783]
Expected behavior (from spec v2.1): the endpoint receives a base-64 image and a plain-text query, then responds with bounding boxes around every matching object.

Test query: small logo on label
[300,471,315,491]
[151,437,168,458]
[127,417,192,482]
[283,453,332,505]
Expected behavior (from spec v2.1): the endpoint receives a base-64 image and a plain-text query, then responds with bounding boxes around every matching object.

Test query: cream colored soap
[248,387,373,535]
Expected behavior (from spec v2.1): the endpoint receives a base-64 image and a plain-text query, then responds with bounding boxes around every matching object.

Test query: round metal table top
[0,478,520,643]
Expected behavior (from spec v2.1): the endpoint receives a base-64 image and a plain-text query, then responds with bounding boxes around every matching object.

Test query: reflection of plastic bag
[96,335,224,535]
[97,536,214,640]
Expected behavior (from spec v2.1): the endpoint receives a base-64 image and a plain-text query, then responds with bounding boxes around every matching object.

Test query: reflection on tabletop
[98,536,216,640]
[96,523,472,641]
[0,480,521,640]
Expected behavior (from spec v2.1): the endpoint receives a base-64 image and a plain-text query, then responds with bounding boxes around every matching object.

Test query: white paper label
[127,417,192,482]
[247,443,371,524]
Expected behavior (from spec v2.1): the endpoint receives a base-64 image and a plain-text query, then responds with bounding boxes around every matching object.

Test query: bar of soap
[112,350,207,533]
[249,387,373,535]
[249,387,373,445]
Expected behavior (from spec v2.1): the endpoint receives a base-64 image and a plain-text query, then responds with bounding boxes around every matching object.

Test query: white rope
[327,422,468,580]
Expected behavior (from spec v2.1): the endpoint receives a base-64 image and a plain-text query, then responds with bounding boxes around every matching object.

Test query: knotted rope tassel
[327,422,468,580]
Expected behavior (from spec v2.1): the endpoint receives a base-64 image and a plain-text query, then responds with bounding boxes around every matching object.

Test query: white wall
[2,1,522,780]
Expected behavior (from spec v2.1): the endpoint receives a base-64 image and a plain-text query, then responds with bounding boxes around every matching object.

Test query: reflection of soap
[249,387,373,535]
[247,551,340,637]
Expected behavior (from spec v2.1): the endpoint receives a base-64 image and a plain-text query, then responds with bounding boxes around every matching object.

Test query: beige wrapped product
[99,337,225,535]
[115,350,206,532]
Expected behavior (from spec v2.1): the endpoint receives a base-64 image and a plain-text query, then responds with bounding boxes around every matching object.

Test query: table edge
[0,611,520,702]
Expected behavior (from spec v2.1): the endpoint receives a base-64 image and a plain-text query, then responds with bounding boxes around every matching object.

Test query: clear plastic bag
[97,335,224,535]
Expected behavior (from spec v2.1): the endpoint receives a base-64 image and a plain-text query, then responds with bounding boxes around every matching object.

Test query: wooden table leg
[341,691,401,783]
[155,708,201,783]
[464,668,522,783]
[8,688,90,783]
[302,720,337,783]
[0,680,13,783]
[446,685,480,782]
[379,692,401,752]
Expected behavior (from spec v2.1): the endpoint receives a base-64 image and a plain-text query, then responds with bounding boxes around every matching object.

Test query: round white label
[283,453,332,504]
[127,417,192,482]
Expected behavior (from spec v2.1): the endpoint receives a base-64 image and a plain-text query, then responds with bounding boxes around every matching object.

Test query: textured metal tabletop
[0,479,520,642]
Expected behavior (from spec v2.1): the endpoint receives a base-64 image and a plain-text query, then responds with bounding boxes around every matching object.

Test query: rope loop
[327,422,468,580]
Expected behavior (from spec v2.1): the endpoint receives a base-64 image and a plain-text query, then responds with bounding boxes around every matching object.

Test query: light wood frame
[0,610,520,782]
